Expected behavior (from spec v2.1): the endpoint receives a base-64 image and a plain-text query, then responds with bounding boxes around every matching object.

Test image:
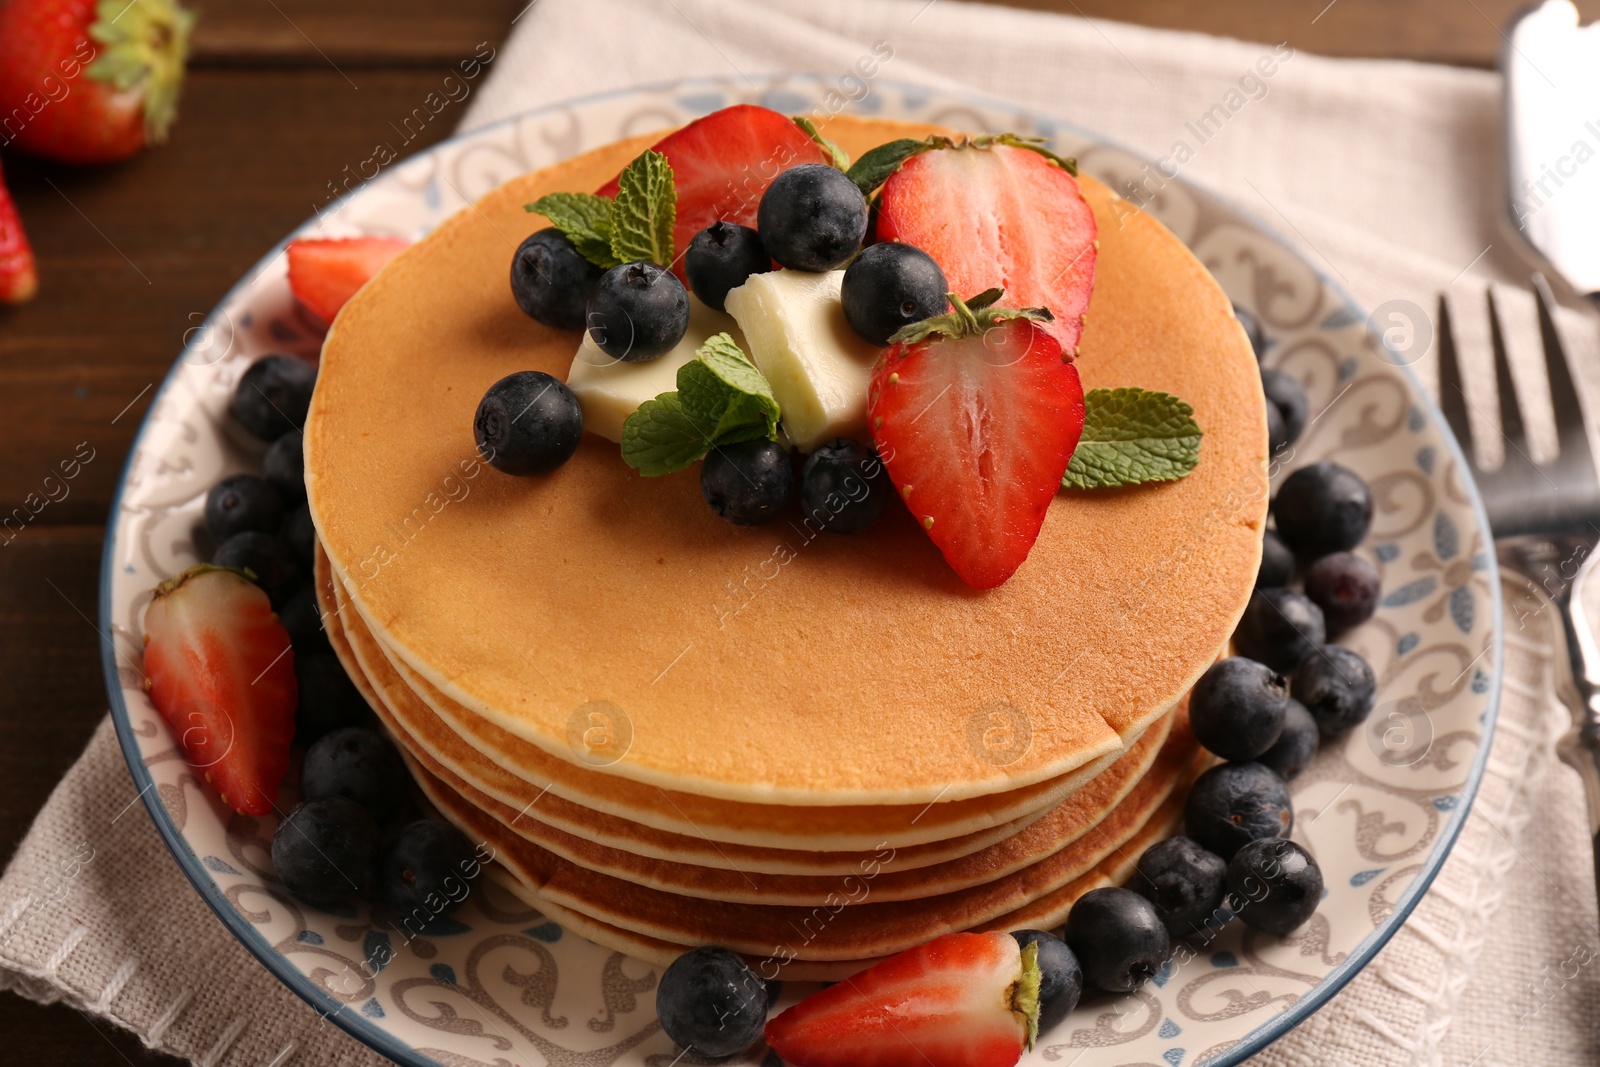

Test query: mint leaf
[620,333,780,475]
[1061,387,1202,490]
[610,150,676,266]
[793,115,851,170]
[845,137,935,196]
[619,395,711,477]
[526,192,619,268]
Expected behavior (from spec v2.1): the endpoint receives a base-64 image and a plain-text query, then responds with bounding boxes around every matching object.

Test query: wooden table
[0,0,1583,1060]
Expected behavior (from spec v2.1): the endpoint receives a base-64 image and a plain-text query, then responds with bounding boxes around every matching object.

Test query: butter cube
[565,297,746,442]
[723,269,879,453]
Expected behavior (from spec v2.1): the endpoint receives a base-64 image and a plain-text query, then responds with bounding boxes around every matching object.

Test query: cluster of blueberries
[210,356,488,924]
[484,162,950,529]
[647,307,1383,1056]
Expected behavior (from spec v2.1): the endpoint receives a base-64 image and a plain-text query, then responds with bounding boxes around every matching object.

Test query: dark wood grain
[0,0,1555,1060]
[189,0,523,66]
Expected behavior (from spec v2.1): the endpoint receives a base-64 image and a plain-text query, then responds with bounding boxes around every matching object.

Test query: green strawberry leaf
[845,138,936,196]
[610,149,676,266]
[793,115,851,170]
[620,333,780,475]
[889,289,1052,346]
[525,192,619,268]
[1061,387,1202,489]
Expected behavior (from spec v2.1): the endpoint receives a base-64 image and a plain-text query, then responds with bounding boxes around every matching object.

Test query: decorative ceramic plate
[101,75,1502,1067]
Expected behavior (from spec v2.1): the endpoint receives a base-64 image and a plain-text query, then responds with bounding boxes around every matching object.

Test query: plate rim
[98,72,1506,1066]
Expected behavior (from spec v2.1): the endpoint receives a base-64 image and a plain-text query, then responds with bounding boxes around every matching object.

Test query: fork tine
[1486,288,1531,457]
[1436,292,1476,464]
[1531,272,1592,446]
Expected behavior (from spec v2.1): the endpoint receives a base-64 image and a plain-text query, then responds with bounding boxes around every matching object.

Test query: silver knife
[1503,0,1600,302]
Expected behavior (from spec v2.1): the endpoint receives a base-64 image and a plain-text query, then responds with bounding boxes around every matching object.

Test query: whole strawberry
[0,158,38,304]
[143,565,297,816]
[766,931,1042,1067]
[869,289,1085,589]
[0,0,196,164]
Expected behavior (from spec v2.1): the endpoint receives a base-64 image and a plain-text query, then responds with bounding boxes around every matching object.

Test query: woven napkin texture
[4,1,1597,1063]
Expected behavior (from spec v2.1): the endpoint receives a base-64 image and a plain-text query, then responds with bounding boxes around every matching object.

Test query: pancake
[391,680,1175,904]
[317,542,1073,873]
[322,545,1139,852]
[480,778,1194,983]
[409,717,1203,961]
[305,115,1267,806]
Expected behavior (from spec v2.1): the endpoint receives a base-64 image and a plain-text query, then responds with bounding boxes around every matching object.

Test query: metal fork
[1436,273,1600,904]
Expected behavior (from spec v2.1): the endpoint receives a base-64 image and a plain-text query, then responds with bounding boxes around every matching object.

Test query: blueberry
[656,946,769,1057]
[278,584,331,654]
[213,531,301,608]
[302,726,408,822]
[1257,529,1294,589]
[1257,697,1319,780]
[1063,887,1171,993]
[282,503,315,569]
[701,440,793,525]
[841,241,949,346]
[1189,657,1288,761]
[1132,836,1229,940]
[1011,929,1082,1032]
[1261,369,1308,454]
[1234,588,1326,674]
[757,163,869,272]
[1264,402,1285,457]
[271,796,379,903]
[1291,645,1377,738]
[264,429,306,505]
[231,355,316,442]
[1227,837,1323,936]
[379,819,482,924]
[799,438,891,534]
[204,474,285,542]
[295,652,370,744]
[1304,551,1381,633]
[1184,761,1294,860]
[1233,303,1266,361]
[512,228,603,329]
[685,222,772,312]
[586,261,690,361]
[1273,462,1373,558]
[474,371,584,476]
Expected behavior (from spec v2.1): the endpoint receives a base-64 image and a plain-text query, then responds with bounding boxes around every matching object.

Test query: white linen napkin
[4,1,1596,1064]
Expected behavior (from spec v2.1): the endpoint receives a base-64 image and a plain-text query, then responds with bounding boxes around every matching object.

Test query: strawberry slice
[766,931,1041,1067]
[870,291,1085,589]
[874,141,1097,355]
[595,104,827,281]
[286,236,409,327]
[143,565,297,816]
[0,158,38,305]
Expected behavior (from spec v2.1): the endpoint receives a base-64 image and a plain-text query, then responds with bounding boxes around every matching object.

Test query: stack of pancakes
[304,116,1267,979]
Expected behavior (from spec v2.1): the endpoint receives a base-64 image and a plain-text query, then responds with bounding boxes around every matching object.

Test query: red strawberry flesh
[765,931,1037,1067]
[0,158,38,304]
[287,236,409,327]
[595,104,827,281]
[870,314,1085,589]
[875,144,1097,354]
[143,566,297,816]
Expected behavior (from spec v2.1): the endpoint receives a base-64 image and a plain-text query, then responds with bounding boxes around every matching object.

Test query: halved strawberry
[595,104,827,281]
[874,141,1097,354]
[0,158,38,305]
[870,291,1085,589]
[766,931,1041,1067]
[143,565,297,816]
[286,236,409,327]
